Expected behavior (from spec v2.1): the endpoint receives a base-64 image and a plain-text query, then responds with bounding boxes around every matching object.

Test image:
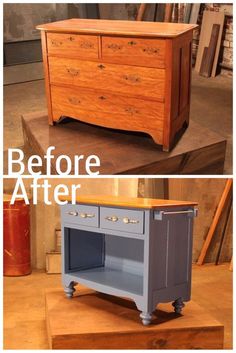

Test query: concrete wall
[4,3,68,42]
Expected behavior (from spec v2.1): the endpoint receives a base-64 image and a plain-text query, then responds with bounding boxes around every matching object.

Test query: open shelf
[64,227,144,297]
[71,266,143,296]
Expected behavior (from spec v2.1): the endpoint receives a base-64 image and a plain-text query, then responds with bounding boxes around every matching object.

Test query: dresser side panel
[41,30,53,125]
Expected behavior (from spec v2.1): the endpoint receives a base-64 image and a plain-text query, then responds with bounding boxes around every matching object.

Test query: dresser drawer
[49,57,165,101]
[102,36,166,68]
[100,207,144,235]
[47,33,98,59]
[62,204,99,228]
[51,85,164,142]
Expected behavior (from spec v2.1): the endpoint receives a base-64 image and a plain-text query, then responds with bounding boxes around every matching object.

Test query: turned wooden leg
[172,297,185,314]
[64,281,76,299]
[140,311,152,325]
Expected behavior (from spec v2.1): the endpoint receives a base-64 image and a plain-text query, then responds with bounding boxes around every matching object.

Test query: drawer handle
[79,213,95,218]
[67,67,80,76]
[123,74,141,83]
[105,216,118,222]
[99,95,106,100]
[143,47,160,55]
[98,64,105,70]
[107,44,122,51]
[68,36,75,41]
[128,41,137,46]
[124,107,138,115]
[80,41,94,49]
[68,97,81,105]
[67,211,78,216]
[123,217,139,224]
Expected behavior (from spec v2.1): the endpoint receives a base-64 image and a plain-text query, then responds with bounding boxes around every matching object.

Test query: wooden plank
[45,287,224,349]
[136,4,147,21]
[189,4,200,24]
[197,179,233,265]
[164,4,173,22]
[184,4,192,23]
[199,24,220,78]
[21,111,226,175]
[195,11,225,77]
[168,179,233,263]
[46,252,61,274]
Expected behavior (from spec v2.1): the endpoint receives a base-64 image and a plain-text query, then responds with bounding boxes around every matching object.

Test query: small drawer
[62,204,99,228]
[102,36,166,68]
[100,207,144,235]
[47,33,98,59]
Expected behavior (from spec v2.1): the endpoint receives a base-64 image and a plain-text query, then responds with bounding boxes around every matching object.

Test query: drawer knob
[67,211,78,216]
[105,216,118,222]
[123,217,139,224]
[98,64,105,70]
[79,213,95,218]
[99,95,106,100]
[128,41,137,46]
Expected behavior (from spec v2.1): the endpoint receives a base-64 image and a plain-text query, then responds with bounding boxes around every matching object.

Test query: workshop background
[3,3,233,173]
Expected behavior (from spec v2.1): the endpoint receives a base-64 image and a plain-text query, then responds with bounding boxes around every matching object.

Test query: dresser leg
[172,297,185,314]
[64,281,76,298]
[140,311,152,325]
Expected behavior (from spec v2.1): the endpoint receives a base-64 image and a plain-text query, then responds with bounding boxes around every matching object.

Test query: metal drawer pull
[123,217,139,224]
[105,216,118,222]
[79,213,95,218]
[162,210,194,215]
[67,211,78,216]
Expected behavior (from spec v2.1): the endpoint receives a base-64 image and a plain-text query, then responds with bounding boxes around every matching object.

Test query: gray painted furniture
[60,196,197,325]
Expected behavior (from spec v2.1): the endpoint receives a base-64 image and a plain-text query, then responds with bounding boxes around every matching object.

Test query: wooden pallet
[45,287,224,349]
[21,111,226,175]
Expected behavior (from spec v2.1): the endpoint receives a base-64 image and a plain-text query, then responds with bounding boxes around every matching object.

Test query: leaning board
[45,287,224,349]
[21,111,226,175]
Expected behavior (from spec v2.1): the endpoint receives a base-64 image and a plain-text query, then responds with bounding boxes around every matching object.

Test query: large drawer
[47,33,98,59]
[100,207,144,235]
[61,204,99,228]
[49,57,165,101]
[102,36,166,68]
[51,85,164,142]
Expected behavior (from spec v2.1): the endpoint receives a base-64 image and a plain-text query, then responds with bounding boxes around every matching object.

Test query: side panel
[149,207,194,306]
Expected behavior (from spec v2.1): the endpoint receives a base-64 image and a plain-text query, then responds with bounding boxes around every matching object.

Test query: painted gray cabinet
[60,198,197,325]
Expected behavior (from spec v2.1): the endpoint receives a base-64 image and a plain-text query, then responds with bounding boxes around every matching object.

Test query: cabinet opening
[64,228,144,296]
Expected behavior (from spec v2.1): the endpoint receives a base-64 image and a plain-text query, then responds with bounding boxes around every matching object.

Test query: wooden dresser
[60,195,197,325]
[37,19,197,151]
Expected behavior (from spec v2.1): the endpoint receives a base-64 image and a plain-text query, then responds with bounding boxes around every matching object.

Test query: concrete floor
[3,264,232,349]
[3,69,232,174]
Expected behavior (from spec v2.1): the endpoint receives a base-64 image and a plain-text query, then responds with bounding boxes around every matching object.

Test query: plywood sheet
[195,11,225,77]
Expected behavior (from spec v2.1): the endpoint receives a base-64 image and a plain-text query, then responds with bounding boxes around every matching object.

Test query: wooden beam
[136,4,147,21]
[197,179,233,265]
[164,4,173,22]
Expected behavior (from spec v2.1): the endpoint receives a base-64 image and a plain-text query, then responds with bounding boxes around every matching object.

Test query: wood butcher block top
[59,195,198,209]
[36,18,197,38]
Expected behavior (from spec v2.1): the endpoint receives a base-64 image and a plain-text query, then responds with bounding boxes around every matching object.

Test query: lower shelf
[67,266,143,296]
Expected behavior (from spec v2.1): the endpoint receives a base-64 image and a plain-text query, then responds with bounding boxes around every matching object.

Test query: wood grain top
[59,195,197,209]
[36,19,198,38]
